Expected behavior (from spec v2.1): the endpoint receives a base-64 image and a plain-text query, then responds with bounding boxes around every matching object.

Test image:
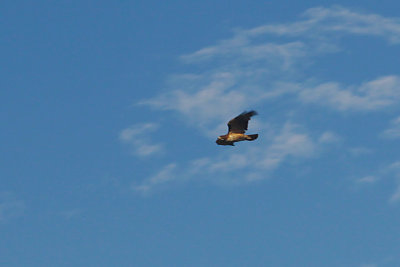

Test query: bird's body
[226,133,247,142]
[216,111,258,146]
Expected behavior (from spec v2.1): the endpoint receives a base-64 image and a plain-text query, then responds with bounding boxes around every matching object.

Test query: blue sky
[2,1,400,266]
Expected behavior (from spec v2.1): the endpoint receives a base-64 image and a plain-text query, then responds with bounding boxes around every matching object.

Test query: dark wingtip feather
[243,110,257,117]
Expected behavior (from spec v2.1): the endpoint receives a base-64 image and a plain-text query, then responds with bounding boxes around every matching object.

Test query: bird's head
[216,136,228,145]
[216,138,225,145]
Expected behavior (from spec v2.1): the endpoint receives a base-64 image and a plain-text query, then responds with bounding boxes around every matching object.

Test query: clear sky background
[2,1,400,266]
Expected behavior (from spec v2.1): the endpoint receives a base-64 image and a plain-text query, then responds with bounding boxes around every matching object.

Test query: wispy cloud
[139,72,252,133]
[356,175,379,184]
[318,131,341,144]
[0,192,24,223]
[133,122,338,192]
[119,123,163,157]
[247,6,400,44]
[182,6,400,63]
[133,163,177,194]
[299,76,400,111]
[387,161,400,203]
[253,123,318,171]
[139,73,303,138]
[131,6,400,193]
[140,6,400,135]
[356,161,400,203]
[389,186,400,203]
[381,116,400,139]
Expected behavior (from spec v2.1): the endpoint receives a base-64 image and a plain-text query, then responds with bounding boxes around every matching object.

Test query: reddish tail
[246,134,258,141]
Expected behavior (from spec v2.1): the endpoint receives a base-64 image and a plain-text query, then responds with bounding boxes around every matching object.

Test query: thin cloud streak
[387,161,400,203]
[132,163,177,194]
[356,161,400,203]
[119,123,164,157]
[356,176,378,184]
[248,6,400,43]
[381,116,400,139]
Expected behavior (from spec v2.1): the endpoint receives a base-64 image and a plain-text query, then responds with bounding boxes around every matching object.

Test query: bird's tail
[245,134,258,141]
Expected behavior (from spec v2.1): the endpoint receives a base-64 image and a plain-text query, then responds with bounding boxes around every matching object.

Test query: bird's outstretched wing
[227,111,257,134]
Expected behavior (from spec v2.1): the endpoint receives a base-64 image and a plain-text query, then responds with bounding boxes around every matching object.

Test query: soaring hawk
[216,111,258,146]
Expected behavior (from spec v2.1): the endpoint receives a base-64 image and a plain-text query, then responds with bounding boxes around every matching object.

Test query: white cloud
[356,176,378,184]
[181,40,309,71]
[299,76,400,111]
[130,6,400,193]
[255,123,317,170]
[206,123,335,176]
[132,163,177,194]
[139,72,248,131]
[139,73,304,137]
[182,6,400,64]
[119,123,163,157]
[390,186,400,203]
[248,6,400,44]
[364,161,400,203]
[318,131,341,144]
[352,160,400,203]
[133,122,334,192]
[180,5,400,70]
[382,116,400,139]
[389,161,400,170]
[139,7,400,135]
[386,161,400,203]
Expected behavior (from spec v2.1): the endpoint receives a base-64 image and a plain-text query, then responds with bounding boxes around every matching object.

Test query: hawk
[216,110,258,146]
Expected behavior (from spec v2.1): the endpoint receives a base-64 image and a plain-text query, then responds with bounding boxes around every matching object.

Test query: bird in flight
[216,110,258,146]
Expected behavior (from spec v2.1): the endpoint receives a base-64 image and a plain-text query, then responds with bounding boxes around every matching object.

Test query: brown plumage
[216,111,258,146]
